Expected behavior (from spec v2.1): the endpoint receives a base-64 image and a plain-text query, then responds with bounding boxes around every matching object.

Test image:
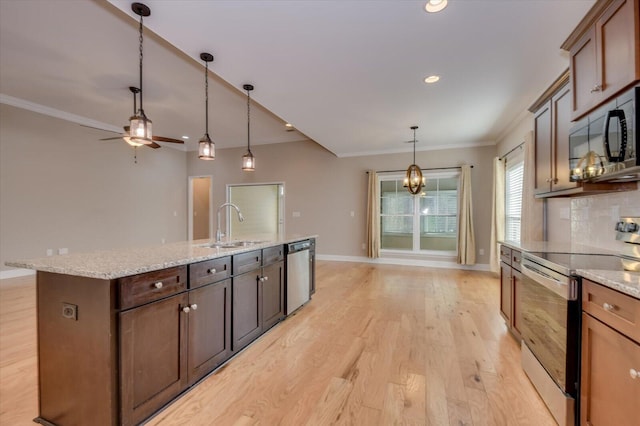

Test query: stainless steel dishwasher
[285,240,311,315]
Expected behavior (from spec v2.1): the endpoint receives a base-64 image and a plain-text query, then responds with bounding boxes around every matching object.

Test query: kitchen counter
[5,234,317,279]
[499,240,639,300]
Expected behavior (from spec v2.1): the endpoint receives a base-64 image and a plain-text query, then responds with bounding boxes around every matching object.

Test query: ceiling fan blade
[80,124,122,134]
[100,136,126,141]
[146,142,162,149]
[152,136,184,144]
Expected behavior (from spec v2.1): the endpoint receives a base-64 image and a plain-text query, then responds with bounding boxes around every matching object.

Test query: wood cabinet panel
[118,266,187,310]
[232,271,262,351]
[580,312,640,426]
[500,245,512,265]
[233,250,262,276]
[534,101,553,194]
[583,279,640,343]
[571,28,598,116]
[189,257,231,289]
[512,269,523,339]
[500,261,512,323]
[552,86,574,191]
[187,279,231,385]
[262,261,284,331]
[120,293,188,426]
[263,245,284,266]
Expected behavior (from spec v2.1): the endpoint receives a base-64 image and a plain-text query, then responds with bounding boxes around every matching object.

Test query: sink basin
[206,240,266,249]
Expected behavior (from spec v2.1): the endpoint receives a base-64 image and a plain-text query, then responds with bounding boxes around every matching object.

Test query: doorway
[188,176,213,240]
[227,183,284,239]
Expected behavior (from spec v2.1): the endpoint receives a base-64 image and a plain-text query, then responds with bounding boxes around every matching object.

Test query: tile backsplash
[571,189,640,251]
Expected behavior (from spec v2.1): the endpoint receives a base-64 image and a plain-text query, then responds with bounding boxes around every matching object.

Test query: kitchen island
[5,235,316,426]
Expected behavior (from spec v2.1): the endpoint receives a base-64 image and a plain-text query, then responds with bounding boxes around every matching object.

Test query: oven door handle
[522,262,575,300]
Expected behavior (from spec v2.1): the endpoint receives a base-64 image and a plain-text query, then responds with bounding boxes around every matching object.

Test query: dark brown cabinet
[564,0,640,120]
[262,245,284,331]
[232,269,262,352]
[499,244,522,340]
[120,293,188,426]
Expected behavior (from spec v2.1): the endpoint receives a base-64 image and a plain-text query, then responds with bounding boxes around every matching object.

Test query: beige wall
[0,105,188,272]
[187,140,496,264]
[192,177,211,240]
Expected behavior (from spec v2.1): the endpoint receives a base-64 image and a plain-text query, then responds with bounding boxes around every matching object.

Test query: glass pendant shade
[242,150,255,171]
[129,111,153,145]
[124,137,144,148]
[198,134,215,160]
[405,126,425,195]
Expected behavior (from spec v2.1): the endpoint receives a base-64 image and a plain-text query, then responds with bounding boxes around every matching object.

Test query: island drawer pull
[190,304,198,311]
[631,369,639,380]
[207,268,217,274]
[154,282,163,289]
[603,302,616,312]
[182,306,190,313]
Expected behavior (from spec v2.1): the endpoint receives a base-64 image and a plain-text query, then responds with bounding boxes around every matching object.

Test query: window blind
[505,161,524,242]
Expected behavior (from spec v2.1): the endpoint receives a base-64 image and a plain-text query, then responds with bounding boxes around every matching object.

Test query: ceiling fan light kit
[198,52,215,160]
[403,126,426,195]
[242,84,255,171]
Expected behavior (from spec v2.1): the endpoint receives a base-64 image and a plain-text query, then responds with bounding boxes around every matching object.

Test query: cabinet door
[534,100,552,194]
[580,313,640,426]
[512,269,523,340]
[551,86,577,191]
[597,0,639,100]
[187,279,231,385]
[309,248,316,295]
[120,293,188,426]
[232,271,262,351]
[262,261,284,331]
[570,27,598,119]
[500,262,512,323]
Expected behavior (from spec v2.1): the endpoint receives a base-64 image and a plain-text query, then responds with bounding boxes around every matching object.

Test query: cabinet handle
[590,84,602,93]
[264,276,269,281]
[260,277,265,282]
[603,302,616,312]
[182,306,190,313]
[154,282,163,289]
[631,369,639,380]
[552,178,558,184]
[207,268,216,274]
[190,304,198,311]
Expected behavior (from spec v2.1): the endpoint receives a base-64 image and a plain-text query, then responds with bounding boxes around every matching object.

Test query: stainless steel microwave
[569,85,639,181]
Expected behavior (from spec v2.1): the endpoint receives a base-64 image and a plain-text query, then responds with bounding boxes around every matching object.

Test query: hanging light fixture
[242,84,255,171]
[198,53,215,160]
[128,3,153,146]
[403,126,426,195]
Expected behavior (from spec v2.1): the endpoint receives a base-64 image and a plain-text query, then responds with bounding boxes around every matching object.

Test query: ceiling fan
[99,86,184,149]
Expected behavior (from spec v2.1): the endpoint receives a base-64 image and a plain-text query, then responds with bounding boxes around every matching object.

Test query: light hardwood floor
[0,262,555,425]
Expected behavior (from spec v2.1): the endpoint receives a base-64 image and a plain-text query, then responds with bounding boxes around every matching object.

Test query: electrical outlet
[46,249,53,256]
[58,248,68,255]
[479,248,485,256]
[62,303,78,320]
[292,211,301,218]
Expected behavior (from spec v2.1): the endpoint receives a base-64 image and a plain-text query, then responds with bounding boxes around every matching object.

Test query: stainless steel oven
[520,252,622,426]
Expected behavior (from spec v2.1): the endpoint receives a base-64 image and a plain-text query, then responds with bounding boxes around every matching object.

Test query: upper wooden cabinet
[531,73,578,195]
[562,0,640,120]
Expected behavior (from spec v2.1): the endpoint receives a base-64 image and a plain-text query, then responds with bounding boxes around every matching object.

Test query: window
[379,172,459,253]
[505,160,524,242]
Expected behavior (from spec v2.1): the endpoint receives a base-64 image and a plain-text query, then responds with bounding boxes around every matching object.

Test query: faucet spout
[216,203,244,242]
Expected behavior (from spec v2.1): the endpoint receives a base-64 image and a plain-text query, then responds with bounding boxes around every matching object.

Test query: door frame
[188,175,214,241]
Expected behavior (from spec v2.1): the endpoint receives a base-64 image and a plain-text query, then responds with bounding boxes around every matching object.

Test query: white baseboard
[316,254,491,272]
[0,269,36,280]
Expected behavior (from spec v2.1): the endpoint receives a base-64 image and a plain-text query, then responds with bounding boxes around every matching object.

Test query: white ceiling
[1,0,595,157]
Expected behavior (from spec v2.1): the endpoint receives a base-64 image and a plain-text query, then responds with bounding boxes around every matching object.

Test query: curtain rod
[367,165,473,174]
[499,142,524,160]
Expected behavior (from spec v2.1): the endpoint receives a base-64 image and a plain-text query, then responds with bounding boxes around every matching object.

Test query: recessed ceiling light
[424,75,440,84]
[181,135,189,139]
[425,0,448,13]
[285,123,293,128]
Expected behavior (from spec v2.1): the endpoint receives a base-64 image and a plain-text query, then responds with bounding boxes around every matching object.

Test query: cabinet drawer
[512,250,522,272]
[583,279,640,343]
[119,266,187,310]
[263,245,284,266]
[233,250,262,276]
[189,257,231,289]
[500,245,512,265]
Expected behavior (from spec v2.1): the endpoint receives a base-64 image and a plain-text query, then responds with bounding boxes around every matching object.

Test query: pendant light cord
[205,61,209,134]
[413,127,416,164]
[138,15,144,112]
[246,88,251,152]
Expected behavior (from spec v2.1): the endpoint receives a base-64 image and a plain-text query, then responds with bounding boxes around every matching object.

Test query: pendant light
[403,126,426,195]
[198,53,215,160]
[129,3,153,146]
[242,84,255,171]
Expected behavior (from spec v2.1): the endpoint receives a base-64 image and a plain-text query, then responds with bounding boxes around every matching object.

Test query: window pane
[505,161,524,242]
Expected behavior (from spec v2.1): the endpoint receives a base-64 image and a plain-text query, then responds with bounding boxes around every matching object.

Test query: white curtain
[366,170,380,258]
[490,157,505,274]
[520,131,544,242]
[457,165,476,265]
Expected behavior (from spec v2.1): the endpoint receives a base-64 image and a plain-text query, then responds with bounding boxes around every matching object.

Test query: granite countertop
[499,240,639,300]
[5,234,317,280]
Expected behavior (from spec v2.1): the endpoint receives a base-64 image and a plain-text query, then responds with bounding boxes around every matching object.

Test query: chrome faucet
[216,203,244,242]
